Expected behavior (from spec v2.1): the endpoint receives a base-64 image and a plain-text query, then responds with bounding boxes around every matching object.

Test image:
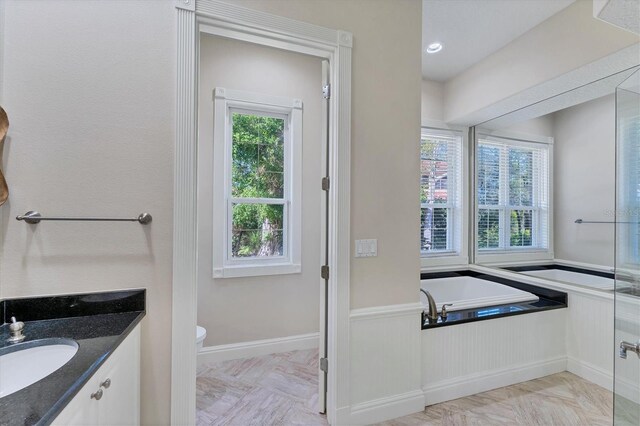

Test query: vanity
[0,290,145,425]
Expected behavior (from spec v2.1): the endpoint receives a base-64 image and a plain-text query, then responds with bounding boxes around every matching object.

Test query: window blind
[420,130,462,255]
[477,136,549,251]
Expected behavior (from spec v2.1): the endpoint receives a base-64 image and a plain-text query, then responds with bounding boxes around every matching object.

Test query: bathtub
[518,269,615,290]
[420,276,539,312]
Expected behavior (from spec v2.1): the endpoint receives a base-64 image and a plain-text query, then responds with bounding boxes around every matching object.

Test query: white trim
[477,128,554,146]
[172,1,352,424]
[348,303,423,424]
[419,127,468,268]
[171,4,198,425]
[348,390,425,425]
[474,132,554,263]
[350,302,423,321]
[421,254,470,269]
[566,356,613,391]
[213,263,300,278]
[214,87,303,109]
[212,87,302,278]
[477,250,555,265]
[197,332,319,365]
[420,263,471,273]
[423,356,566,406]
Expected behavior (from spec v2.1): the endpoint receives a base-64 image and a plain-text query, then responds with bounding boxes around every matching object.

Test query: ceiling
[422,0,576,82]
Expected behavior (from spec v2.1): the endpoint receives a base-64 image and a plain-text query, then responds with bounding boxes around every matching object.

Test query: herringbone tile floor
[196,349,614,426]
[196,349,328,425]
[381,372,613,426]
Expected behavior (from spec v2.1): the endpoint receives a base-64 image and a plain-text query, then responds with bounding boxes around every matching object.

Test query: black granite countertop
[0,290,145,426]
[420,270,567,329]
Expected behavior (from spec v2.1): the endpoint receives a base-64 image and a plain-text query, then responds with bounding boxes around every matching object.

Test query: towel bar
[16,211,152,225]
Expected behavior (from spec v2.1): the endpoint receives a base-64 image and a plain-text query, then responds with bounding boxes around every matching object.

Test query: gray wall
[225,0,423,310]
[553,94,615,266]
[0,1,174,424]
[197,36,322,346]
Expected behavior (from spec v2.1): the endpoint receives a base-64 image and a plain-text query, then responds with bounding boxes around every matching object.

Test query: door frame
[171,1,352,424]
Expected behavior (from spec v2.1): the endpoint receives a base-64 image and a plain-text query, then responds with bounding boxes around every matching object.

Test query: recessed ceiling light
[426,42,443,54]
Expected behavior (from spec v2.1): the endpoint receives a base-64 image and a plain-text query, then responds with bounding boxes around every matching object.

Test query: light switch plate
[355,239,377,258]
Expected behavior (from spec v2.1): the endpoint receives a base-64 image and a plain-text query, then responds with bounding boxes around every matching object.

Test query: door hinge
[321,177,330,191]
[322,84,331,99]
[320,357,328,372]
[321,265,329,280]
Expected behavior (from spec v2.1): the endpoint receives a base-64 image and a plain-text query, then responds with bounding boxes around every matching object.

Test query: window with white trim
[420,129,463,257]
[213,88,302,278]
[476,136,550,253]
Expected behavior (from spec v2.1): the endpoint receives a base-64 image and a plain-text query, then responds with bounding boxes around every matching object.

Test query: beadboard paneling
[349,303,423,423]
[566,292,614,390]
[422,309,567,405]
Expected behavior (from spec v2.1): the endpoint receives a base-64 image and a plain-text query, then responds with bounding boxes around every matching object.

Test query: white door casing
[171,1,352,424]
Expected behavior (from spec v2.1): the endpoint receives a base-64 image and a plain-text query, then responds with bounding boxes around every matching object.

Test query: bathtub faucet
[420,289,438,324]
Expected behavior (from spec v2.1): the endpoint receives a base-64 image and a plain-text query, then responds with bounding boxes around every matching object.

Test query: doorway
[172,4,352,424]
[194,35,329,423]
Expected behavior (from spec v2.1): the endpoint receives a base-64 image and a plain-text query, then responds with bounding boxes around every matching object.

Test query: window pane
[510,209,533,247]
[478,208,500,249]
[421,138,448,204]
[477,145,500,205]
[232,113,285,198]
[421,207,448,252]
[231,203,284,258]
[509,148,533,206]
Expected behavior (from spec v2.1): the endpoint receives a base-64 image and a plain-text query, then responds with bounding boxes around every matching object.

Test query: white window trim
[474,129,554,264]
[420,122,469,270]
[212,87,302,278]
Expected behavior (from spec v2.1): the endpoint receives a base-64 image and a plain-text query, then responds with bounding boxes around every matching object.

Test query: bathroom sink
[0,339,78,398]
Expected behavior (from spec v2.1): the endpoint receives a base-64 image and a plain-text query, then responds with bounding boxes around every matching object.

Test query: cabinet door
[98,326,141,425]
[53,325,141,426]
[51,375,100,426]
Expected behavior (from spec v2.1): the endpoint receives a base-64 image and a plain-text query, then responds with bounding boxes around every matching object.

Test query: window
[213,88,302,278]
[420,129,463,257]
[476,136,550,254]
[230,112,286,258]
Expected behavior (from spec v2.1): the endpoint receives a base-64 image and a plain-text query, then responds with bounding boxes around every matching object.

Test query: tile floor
[381,372,612,426]
[196,349,613,426]
[196,349,327,425]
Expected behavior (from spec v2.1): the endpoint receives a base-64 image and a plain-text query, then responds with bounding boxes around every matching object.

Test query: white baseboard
[348,390,425,425]
[423,356,567,406]
[197,332,319,365]
[567,356,613,391]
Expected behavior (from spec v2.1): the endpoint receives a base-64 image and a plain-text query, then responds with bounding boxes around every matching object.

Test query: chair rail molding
[172,1,352,424]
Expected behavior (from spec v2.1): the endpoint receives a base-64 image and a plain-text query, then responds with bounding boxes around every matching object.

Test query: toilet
[196,326,207,351]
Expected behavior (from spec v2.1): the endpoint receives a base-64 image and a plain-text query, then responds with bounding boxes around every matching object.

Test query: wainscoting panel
[565,292,614,390]
[349,303,424,424]
[422,309,567,405]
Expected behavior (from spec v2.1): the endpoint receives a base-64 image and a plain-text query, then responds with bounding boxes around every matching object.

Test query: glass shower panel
[614,68,640,426]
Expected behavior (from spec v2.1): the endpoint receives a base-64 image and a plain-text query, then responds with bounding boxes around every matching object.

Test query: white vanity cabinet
[52,324,141,426]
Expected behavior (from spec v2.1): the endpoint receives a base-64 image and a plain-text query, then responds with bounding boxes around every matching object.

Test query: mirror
[472,67,640,293]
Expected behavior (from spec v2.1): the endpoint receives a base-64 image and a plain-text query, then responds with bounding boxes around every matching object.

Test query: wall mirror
[471,66,640,294]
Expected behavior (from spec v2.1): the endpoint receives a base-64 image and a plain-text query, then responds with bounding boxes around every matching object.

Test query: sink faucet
[7,317,25,343]
[420,289,438,324]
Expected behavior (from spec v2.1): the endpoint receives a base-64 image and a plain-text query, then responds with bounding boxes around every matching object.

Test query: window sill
[213,263,301,279]
[476,250,553,265]
[421,254,469,269]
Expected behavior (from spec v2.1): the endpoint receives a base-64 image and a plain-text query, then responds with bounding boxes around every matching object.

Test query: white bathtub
[519,269,615,291]
[420,276,539,312]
